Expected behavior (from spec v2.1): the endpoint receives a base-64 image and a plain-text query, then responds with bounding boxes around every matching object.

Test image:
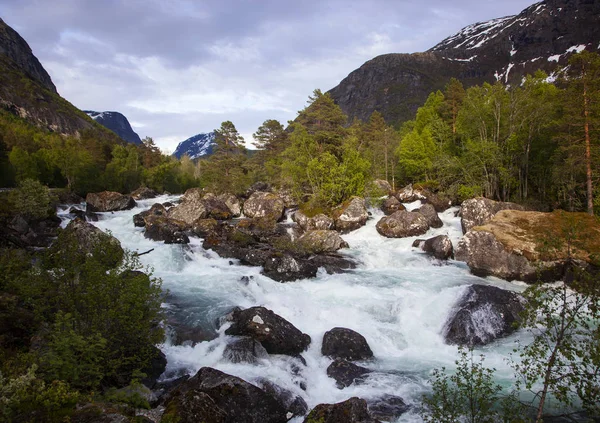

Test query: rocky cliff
[328,0,600,125]
[85,111,142,145]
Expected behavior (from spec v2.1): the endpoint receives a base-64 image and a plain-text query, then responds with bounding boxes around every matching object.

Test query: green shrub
[9,178,53,219]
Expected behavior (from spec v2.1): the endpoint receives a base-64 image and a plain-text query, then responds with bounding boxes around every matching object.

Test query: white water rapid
[58,196,530,422]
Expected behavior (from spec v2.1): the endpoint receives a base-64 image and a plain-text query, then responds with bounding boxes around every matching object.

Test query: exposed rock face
[163,367,287,423]
[143,215,190,244]
[460,197,525,234]
[443,284,524,347]
[133,203,167,227]
[327,359,371,389]
[328,0,600,126]
[415,203,443,228]
[84,110,142,145]
[297,230,349,254]
[376,210,429,238]
[455,210,600,281]
[86,191,136,213]
[0,17,56,93]
[130,186,158,200]
[333,197,368,233]
[224,306,311,356]
[322,327,373,361]
[243,191,285,221]
[381,196,405,215]
[413,235,454,260]
[223,337,269,364]
[293,211,334,232]
[168,188,208,225]
[303,397,381,423]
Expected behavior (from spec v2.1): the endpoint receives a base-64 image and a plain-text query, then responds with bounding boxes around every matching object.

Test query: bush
[9,178,53,219]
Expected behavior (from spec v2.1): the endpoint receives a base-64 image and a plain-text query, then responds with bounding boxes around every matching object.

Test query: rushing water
[58,196,530,422]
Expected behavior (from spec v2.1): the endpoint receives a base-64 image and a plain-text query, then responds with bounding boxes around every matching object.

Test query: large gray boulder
[293,211,334,232]
[62,218,124,267]
[373,179,392,195]
[243,191,285,221]
[217,193,241,217]
[297,230,349,254]
[415,203,443,228]
[86,191,136,212]
[225,306,311,356]
[394,184,426,202]
[321,327,373,361]
[130,186,158,200]
[326,359,371,389]
[460,197,525,234]
[201,193,233,220]
[167,188,208,225]
[376,210,429,238]
[303,397,381,423]
[133,203,167,227]
[332,197,368,233]
[381,196,405,215]
[413,235,454,260]
[143,215,189,244]
[443,284,524,347]
[223,337,269,364]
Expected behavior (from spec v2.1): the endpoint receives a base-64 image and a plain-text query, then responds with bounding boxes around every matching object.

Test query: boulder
[55,190,84,205]
[424,192,453,212]
[381,196,405,215]
[274,188,297,208]
[225,306,311,356]
[243,192,285,221]
[70,403,131,423]
[168,189,208,225]
[202,193,233,220]
[309,254,357,274]
[454,210,600,281]
[413,235,453,260]
[223,337,269,364]
[373,179,392,195]
[321,327,373,361]
[133,203,167,227]
[394,184,426,202]
[415,203,443,228]
[460,197,525,234]
[303,397,381,423]
[262,254,319,282]
[443,285,524,347]
[256,379,309,419]
[217,193,241,217]
[376,210,429,238]
[332,197,368,233]
[162,367,287,423]
[293,211,334,232]
[143,215,190,244]
[86,191,136,212]
[141,347,167,389]
[62,218,124,266]
[191,218,221,238]
[131,186,158,200]
[367,395,410,421]
[297,230,349,254]
[326,359,371,389]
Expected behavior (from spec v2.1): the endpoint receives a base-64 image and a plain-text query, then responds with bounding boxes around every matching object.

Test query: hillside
[328,0,600,125]
[84,110,142,145]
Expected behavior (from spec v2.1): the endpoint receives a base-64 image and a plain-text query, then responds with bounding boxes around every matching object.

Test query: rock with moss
[131,186,158,200]
[460,197,525,234]
[376,210,429,238]
[415,203,443,228]
[143,215,189,244]
[297,230,349,254]
[62,218,124,266]
[162,367,287,423]
[303,397,381,423]
[293,211,334,232]
[202,193,233,220]
[217,193,241,217]
[332,197,368,234]
[243,191,285,221]
[225,306,311,356]
[381,196,405,215]
[133,203,167,227]
[86,191,136,213]
[167,188,208,225]
[394,184,426,202]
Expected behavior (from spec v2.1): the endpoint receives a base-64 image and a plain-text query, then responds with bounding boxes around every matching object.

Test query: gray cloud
[1,0,536,151]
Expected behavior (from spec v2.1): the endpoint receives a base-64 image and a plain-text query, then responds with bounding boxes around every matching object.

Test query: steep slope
[85,111,142,145]
[328,0,600,125]
[0,18,119,139]
[173,132,216,159]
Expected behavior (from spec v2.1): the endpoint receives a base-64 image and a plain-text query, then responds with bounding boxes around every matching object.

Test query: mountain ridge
[84,110,142,145]
[173,132,216,159]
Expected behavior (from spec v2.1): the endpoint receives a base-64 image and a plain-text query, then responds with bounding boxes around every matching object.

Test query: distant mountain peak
[173,132,216,159]
[84,110,142,145]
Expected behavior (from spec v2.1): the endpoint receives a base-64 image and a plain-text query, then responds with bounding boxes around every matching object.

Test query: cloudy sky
[2,0,535,152]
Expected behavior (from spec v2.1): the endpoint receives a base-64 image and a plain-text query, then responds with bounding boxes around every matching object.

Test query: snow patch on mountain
[173,132,216,160]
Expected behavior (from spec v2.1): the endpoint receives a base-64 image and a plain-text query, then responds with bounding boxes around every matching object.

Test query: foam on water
[72,195,528,422]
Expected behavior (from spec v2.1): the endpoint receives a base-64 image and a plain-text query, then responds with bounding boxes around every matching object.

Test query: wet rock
[133,203,167,227]
[131,186,158,200]
[225,306,311,356]
[163,367,287,423]
[297,230,349,254]
[424,192,453,212]
[376,210,429,238]
[144,215,190,244]
[413,235,454,260]
[415,203,443,228]
[332,197,368,233]
[262,254,319,282]
[322,327,373,361]
[167,188,208,225]
[217,193,241,217]
[303,397,381,423]
[367,395,410,421]
[309,254,356,274]
[327,359,371,389]
[86,191,136,212]
[55,190,84,205]
[202,193,233,220]
[223,336,269,364]
[443,284,524,347]
[381,196,405,215]
[243,191,285,221]
[256,379,309,418]
[191,218,220,238]
[460,197,525,234]
[68,206,86,220]
[394,184,426,202]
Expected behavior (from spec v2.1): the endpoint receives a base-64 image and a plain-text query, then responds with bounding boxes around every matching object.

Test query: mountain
[328,0,600,126]
[0,18,119,140]
[84,110,142,145]
[173,132,216,159]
